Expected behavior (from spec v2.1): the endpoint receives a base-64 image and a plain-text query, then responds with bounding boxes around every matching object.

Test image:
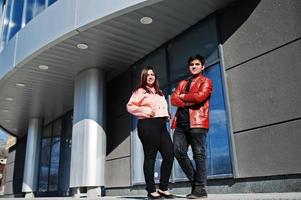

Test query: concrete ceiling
[0,0,234,137]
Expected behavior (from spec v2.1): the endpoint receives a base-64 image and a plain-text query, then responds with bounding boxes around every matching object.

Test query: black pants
[173,126,207,186]
[137,118,174,193]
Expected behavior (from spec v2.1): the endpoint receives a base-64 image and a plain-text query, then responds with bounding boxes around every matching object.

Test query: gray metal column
[22,118,43,198]
[70,68,106,198]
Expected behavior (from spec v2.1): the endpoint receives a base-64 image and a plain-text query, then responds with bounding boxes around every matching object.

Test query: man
[171,54,212,199]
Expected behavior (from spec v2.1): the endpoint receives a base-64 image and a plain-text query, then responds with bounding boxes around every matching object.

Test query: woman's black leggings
[137,117,174,193]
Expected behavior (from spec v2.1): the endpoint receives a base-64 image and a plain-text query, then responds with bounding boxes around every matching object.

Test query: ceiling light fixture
[38,65,49,70]
[4,119,10,123]
[77,43,89,49]
[16,83,25,87]
[5,97,14,101]
[140,16,153,25]
[2,109,10,112]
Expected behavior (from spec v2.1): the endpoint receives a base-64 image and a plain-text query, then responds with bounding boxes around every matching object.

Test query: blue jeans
[173,126,207,186]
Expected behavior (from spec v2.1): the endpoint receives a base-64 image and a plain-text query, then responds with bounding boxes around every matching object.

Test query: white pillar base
[24,192,34,198]
[87,186,101,198]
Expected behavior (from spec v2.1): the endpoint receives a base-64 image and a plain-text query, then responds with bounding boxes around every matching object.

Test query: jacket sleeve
[171,82,185,108]
[126,90,152,118]
[181,79,213,103]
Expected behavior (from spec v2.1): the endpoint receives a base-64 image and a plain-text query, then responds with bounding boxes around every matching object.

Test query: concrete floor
[1,192,301,200]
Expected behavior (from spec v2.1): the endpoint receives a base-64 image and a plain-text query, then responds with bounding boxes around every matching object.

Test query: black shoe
[186,187,207,199]
[157,190,174,199]
[147,193,162,199]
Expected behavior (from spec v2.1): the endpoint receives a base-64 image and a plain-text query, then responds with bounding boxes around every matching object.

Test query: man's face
[189,59,204,76]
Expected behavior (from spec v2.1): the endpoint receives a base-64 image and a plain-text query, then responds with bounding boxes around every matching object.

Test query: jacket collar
[189,74,205,83]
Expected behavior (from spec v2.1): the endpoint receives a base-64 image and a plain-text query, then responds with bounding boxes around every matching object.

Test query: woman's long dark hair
[134,66,163,96]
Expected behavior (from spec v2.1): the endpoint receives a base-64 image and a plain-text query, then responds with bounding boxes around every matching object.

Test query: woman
[127,66,174,199]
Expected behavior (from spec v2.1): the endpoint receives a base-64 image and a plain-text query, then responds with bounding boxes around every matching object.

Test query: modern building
[0,0,300,198]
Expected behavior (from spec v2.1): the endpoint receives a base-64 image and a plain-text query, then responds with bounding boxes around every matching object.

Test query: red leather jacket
[171,74,213,129]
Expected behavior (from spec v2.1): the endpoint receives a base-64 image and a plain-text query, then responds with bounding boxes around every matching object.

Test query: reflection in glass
[25,0,34,24]
[49,137,60,191]
[38,138,51,192]
[205,64,232,176]
[8,0,24,40]
[25,0,45,24]
[0,0,12,49]
[47,0,57,7]
[35,0,46,16]
[37,113,72,196]
[168,16,219,82]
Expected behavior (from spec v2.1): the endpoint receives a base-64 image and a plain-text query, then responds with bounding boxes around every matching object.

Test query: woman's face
[146,69,156,87]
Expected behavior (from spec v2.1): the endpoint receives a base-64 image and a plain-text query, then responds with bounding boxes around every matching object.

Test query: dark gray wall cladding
[227,40,301,132]
[106,114,131,160]
[106,69,132,158]
[106,69,132,188]
[4,136,26,196]
[106,69,132,118]
[234,119,301,178]
[219,0,301,69]
[105,157,131,188]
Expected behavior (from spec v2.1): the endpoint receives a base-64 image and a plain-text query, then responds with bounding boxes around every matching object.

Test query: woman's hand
[149,111,155,118]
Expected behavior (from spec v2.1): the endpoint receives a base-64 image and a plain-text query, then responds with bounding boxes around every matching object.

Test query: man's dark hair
[188,54,205,66]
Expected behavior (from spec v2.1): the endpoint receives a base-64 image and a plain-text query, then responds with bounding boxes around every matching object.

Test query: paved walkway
[2,193,301,200]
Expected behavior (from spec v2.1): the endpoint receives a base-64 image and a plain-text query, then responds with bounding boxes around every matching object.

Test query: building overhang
[0,0,234,137]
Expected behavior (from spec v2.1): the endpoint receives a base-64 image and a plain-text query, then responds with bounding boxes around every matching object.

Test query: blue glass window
[204,64,232,176]
[25,0,35,23]
[168,17,219,82]
[25,0,46,24]
[8,0,24,40]
[38,126,52,192]
[0,0,3,16]
[49,137,60,191]
[47,0,57,7]
[0,0,12,49]
[35,0,46,16]
[38,119,61,194]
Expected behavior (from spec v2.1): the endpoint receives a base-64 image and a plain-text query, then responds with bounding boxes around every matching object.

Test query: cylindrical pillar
[70,68,106,198]
[22,118,43,198]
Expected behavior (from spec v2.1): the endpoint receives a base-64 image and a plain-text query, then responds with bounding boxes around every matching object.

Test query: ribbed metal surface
[0,0,234,137]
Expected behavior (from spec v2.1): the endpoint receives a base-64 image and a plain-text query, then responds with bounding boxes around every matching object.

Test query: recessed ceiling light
[5,97,14,101]
[4,119,10,123]
[16,83,25,87]
[77,43,88,49]
[2,109,10,112]
[140,16,153,25]
[38,65,49,70]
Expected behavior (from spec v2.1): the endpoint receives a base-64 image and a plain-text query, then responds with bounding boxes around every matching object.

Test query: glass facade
[131,16,232,184]
[8,0,24,40]
[37,112,72,197]
[0,0,57,51]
